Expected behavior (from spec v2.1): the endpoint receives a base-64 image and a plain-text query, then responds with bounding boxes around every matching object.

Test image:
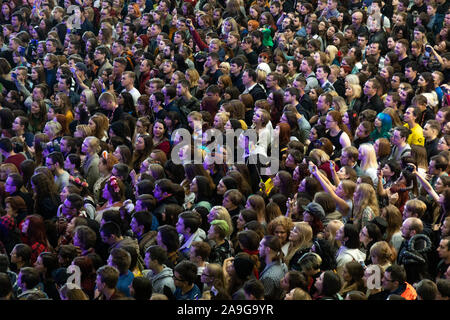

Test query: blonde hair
[75,124,94,139]
[219,62,230,74]
[358,143,378,171]
[285,222,313,266]
[332,96,348,115]
[346,83,362,101]
[309,148,330,165]
[256,69,267,83]
[209,206,233,237]
[81,89,97,111]
[326,220,344,248]
[345,74,360,85]
[188,111,203,121]
[353,183,379,228]
[215,112,230,127]
[44,120,62,137]
[325,45,338,64]
[185,69,200,87]
[84,136,101,154]
[289,288,312,300]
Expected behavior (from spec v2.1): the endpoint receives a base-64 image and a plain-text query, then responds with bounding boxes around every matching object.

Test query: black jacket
[425,138,439,162]
[356,94,384,114]
[248,83,267,101]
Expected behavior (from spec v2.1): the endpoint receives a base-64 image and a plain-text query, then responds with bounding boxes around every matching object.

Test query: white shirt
[123,87,141,105]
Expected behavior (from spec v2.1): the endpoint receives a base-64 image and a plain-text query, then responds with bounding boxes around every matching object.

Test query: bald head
[402,217,423,240]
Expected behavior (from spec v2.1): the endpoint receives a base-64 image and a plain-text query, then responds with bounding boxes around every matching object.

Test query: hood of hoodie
[153,265,174,281]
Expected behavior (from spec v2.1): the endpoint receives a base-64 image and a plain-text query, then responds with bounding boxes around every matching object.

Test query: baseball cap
[75,62,87,73]
[302,202,325,221]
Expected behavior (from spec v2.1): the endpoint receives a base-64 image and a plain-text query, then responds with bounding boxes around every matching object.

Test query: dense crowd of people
[0,0,449,301]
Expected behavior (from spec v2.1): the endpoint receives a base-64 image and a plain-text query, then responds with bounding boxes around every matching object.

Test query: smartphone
[329,161,334,170]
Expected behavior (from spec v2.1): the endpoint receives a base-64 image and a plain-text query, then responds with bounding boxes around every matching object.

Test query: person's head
[437,237,450,261]
[289,221,313,249]
[336,223,360,249]
[188,240,211,265]
[107,248,131,275]
[130,276,153,300]
[369,240,396,266]
[17,267,40,291]
[0,272,13,299]
[156,225,179,252]
[173,260,198,288]
[222,189,243,210]
[429,155,448,176]
[102,175,125,203]
[415,279,438,300]
[267,216,294,246]
[403,199,427,221]
[390,126,410,147]
[10,243,32,268]
[96,265,120,292]
[144,245,166,271]
[100,221,122,246]
[401,217,423,240]
[340,146,358,166]
[423,120,441,141]
[176,211,202,236]
[243,278,265,300]
[382,264,406,292]
[342,260,365,286]
[34,252,58,280]
[436,279,450,300]
[284,287,312,300]
[208,219,230,242]
[258,235,283,262]
[314,270,342,297]
[130,210,154,237]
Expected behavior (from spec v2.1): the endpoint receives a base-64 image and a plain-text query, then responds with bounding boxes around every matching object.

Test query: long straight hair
[359,143,378,171]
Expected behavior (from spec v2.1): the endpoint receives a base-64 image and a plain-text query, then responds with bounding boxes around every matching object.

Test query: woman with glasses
[267,216,294,256]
